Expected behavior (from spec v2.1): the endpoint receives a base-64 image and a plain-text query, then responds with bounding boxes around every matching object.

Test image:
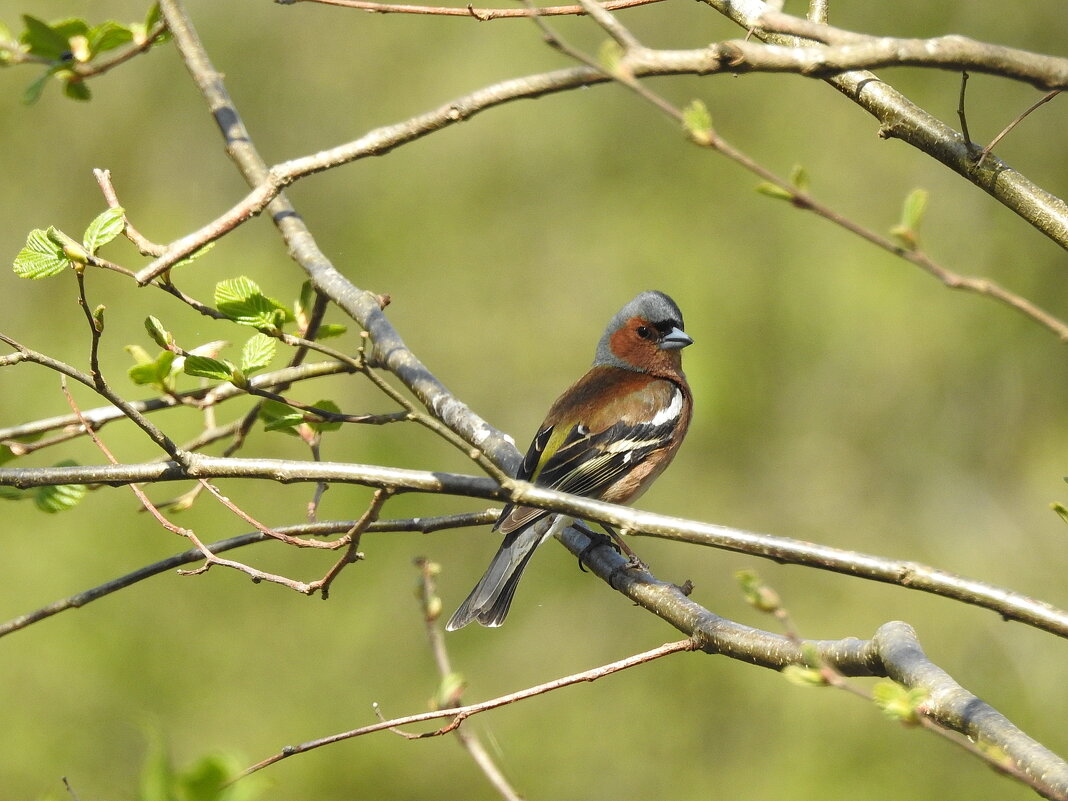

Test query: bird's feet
[575,524,619,572]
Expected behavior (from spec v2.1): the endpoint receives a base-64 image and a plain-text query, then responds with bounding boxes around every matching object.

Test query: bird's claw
[577,528,617,572]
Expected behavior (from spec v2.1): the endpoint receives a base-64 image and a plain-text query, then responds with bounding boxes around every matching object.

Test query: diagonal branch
[700,0,1068,250]
[556,525,1068,800]
[152,0,520,475]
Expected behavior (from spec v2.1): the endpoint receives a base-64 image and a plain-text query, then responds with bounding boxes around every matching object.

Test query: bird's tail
[445,516,565,631]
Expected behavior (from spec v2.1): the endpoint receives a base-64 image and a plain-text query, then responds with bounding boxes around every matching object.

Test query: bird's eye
[636,325,653,340]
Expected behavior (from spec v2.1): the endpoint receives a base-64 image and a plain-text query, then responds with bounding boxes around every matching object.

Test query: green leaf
[144,315,174,349]
[128,350,175,388]
[34,461,87,513]
[50,19,90,42]
[598,39,625,75]
[13,227,69,279]
[781,664,827,687]
[21,69,53,104]
[214,277,292,330]
[891,188,928,249]
[735,569,781,613]
[82,207,125,253]
[183,355,235,382]
[901,188,929,230]
[1052,502,1068,525]
[681,99,714,146]
[47,225,88,264]
[872,679,927,725]
[87,21,132,55]
[789,164,810,192]
[175,753,229,801]
[295,280,315,328]
[139,729,176,801]
[92,304,105,333]
[755,182,795,201]
[20,15,71,60]
[308,399,342,433]
[0,22,13,66]
[316,323,347,340]
[240,333,276,374]
[125,344,153,365]
[259,399,303,434]
[145,3,165,33]
[171,241,215,270]
[431,671,466,711]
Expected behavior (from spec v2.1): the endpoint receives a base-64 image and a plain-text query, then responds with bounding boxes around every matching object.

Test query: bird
[446,290,693,630]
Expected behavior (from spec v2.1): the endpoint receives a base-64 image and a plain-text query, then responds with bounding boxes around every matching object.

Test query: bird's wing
[496,386,683,535]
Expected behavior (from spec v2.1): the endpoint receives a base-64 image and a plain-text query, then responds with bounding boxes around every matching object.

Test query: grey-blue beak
[661,327,693,350]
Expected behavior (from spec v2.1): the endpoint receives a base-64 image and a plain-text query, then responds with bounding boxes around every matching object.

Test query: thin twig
[0,332,188,462]
[71,22,169,79]
[412,557,523,801]
[94,168,164,256]
[58,378,314,591]
[742,571,1062,800]
[977,89,1061,167]
[310,488,392,598]
[534,5,1068,340]
[281,0,663,18]
[0,510,498,639]
[238,639,698,779]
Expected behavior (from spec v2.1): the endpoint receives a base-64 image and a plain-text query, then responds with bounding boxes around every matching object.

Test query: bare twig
[556,526,1068,799]
[957,71,973,146]
[535,1,1068,341]
[0,361,354,448]
[978,89,1062,167]
[93,168,165,256]
[700,0,1068,249]
[0,332,187,463]
[0,511,497,639]
[58,378,317,592]
[238,639,698,778]
[309,488,392,597]
[281,0,664,18]
[413,558,523,801]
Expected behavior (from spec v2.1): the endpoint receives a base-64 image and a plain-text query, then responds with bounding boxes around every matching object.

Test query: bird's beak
[660,327,693,350]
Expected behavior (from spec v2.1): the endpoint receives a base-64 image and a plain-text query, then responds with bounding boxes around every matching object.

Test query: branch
[555,526,1068,800]
[700,0,1068,249]
[529,3,1068,340]
[412,558,523,801]
[281,0,665,18]
[0,511,497,639]
[724,14,1068,90]
[239,639,698,778]
[152,0,521,476]
[1,457,1065,639]
[130,28,1068,286]
[0,361,354,445]
[0,333,187,463]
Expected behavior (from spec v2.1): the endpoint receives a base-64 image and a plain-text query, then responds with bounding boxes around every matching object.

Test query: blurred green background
[2,0,1067,799]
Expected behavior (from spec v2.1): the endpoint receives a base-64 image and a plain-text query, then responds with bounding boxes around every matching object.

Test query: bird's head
[594,290,693,375]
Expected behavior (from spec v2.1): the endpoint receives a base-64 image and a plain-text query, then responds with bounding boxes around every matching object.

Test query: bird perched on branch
[446,290,694,630]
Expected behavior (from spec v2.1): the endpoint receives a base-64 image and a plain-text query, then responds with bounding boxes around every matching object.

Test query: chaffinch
[446,290,693,630]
